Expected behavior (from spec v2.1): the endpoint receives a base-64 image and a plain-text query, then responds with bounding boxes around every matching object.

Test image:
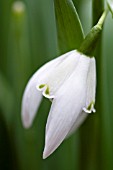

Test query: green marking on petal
[39,84,45,89]
[38,84,50,96]
[87,101,94,111]
[45,86,50,95]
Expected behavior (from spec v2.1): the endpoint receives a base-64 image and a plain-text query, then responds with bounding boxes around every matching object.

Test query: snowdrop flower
[21,50,96,159]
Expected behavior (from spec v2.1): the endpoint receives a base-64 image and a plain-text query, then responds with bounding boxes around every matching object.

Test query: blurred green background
[0,0,113,170]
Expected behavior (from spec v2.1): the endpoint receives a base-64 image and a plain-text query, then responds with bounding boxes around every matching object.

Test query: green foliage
[54,0,84,54]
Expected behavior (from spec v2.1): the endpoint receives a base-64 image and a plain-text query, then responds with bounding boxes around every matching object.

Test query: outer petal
[21,51,71,128]
[66,111,87,138]
[21,84,42,128]
[37,50,81,98]
[83,57,96,113]
[43,55,90,159]
[67,58,96,136]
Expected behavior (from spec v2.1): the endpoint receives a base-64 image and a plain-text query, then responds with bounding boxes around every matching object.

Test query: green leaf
[54,0,84,54]
[101,14,113,170]
[0,72,14,126]
[107,0,113,17]
[8,1,31,99]
[92,0,104,26]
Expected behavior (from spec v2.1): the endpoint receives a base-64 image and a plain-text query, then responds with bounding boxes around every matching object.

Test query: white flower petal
[83,58,96,113]
[67,58,96,136]
[22,85,42,128]
[66,111,87,138]
[21,51,69,128]
[43,55,90,159]
[37,50,81,98]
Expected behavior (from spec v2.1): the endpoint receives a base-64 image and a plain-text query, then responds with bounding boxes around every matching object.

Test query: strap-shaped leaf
[0,72,14,125]
[54,0,84,54]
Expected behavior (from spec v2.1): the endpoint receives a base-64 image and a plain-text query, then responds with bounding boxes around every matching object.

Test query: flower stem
[79,8,109,56]
[97,8,109,28]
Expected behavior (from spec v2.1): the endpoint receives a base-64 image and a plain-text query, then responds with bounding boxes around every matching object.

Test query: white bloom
[21,50,96,159]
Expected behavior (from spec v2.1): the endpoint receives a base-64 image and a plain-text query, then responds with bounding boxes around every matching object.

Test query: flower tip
[21,108,32,129]
[43,141,56,159]
[22,119,31,129]
[43,153,47,159]
[43,148,50,159]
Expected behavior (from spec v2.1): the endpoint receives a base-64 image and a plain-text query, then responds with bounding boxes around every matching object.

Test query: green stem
[97,8,109,28]
[79,8,108,56]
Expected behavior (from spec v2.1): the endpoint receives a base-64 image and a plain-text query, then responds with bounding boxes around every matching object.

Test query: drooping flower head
[21,50,96,159]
